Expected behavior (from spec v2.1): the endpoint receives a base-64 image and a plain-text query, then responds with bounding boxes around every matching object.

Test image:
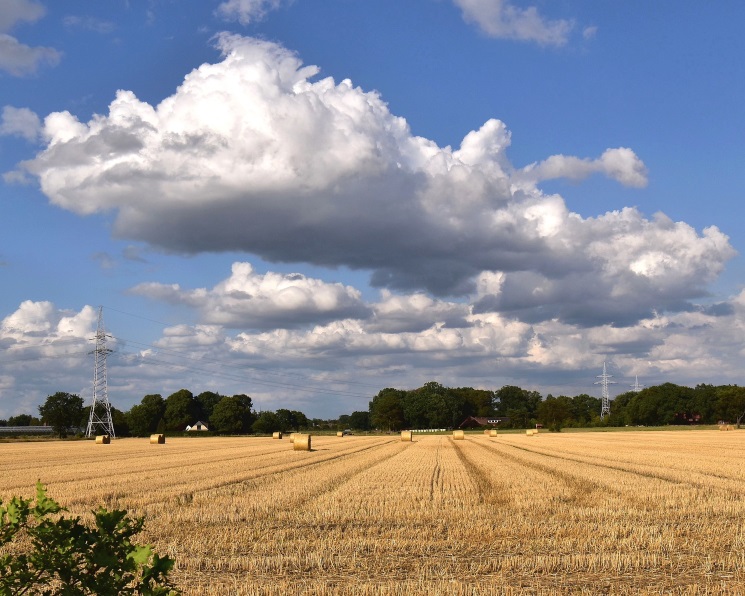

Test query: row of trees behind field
[0,389,311,438]
[367,382,745,430]
[4,381,745,438]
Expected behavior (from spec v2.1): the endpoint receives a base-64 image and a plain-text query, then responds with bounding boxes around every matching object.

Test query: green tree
[716,385,745,427]
[127,395,166,437]
[273,409,308,432]
[0,482,177,595]
[38,392,84,438]
[210,396,249,434]
[196,391,222,424]
[348,411,371,430]
[110,407,130,437]
[252,411,280,434]
[7,414,34,426]
[537,395,572,430]
[232,394,256,431]
[163,390,200,431]
[452,387,495,418]
[495,386,542,428]
[607,391,634,426]
[401,390,429,429]
[369,388,406,431]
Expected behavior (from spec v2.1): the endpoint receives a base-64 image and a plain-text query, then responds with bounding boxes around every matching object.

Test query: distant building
[0,426,54,435]
[185,421,209,432]
[458,416,510,429]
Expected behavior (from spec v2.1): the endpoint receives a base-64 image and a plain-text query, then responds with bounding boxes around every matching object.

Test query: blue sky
[1,0,744,420]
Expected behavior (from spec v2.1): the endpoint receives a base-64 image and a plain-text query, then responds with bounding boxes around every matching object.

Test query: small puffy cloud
[215,0,287,25]
[130,262,370,330]
[0,106,41,141]
[452,0,574,46]
[0,33,60,76]
[0,0,45,33]
[21,35,735,328]
[517,147,648,188]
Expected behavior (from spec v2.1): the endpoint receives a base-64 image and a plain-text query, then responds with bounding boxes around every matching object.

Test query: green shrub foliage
[0,482,178,595]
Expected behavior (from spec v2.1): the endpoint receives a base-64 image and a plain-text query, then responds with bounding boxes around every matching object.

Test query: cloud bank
[18,34,734,330]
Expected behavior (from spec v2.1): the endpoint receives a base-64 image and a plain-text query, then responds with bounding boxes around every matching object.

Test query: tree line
[5,380,745,438]
[366,381,745,431]
[1,389,312,438]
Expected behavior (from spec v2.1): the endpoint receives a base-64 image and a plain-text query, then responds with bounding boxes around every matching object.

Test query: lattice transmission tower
[85,306,115,438]
[630,375,644,392]
[594,361,616,420]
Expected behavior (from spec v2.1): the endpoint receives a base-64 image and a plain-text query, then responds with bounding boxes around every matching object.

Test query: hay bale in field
[293,433,311,451]
[272,431,282,439]
[489,429,498,437]
[95,435,110,444]
[289,432,296,442]
[483,429,490,435]
[149,434,165,444]
[336,431,344,437]
[526,429,535,436]
[453,430,465,440]
[401,430,412,442]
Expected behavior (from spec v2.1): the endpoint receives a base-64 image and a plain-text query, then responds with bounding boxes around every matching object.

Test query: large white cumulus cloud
[20,34,735,326]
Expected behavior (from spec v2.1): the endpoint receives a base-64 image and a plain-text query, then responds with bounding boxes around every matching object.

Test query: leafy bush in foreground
[0,482,177,595]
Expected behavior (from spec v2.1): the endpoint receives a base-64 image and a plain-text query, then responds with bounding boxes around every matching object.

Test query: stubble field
[1,430,744,595]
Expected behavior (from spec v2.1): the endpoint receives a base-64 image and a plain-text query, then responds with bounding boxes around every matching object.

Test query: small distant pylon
[630,375,644,392]
[85,306,115,438]
[595,361,617,420]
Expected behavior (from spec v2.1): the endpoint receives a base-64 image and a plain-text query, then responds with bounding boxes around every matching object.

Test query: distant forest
[3,382,745,436]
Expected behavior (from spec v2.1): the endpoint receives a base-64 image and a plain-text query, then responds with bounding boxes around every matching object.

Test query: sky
[1,0,745,420]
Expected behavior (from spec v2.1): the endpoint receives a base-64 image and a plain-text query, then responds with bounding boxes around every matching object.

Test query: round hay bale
[289,432,296,443]
[95,435,110,444]
[293,433,311,451]
[483,429,490,435]
[400,430,412,442]
[453,430,465,440]
[149,434,165,444]
[489,429,498,437]
[336,431,344,437]
[525,429,534,436]
[272,431,282,439]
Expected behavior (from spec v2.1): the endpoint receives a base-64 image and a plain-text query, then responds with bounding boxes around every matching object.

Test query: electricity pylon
[85,306,115,438]
[630,375,644,392]
[595,361,616,420]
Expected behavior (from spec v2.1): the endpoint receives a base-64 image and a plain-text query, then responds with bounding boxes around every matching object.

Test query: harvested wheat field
[2,431,745,595]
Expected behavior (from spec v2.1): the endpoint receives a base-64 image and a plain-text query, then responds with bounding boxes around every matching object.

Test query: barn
[458,416,510,429]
